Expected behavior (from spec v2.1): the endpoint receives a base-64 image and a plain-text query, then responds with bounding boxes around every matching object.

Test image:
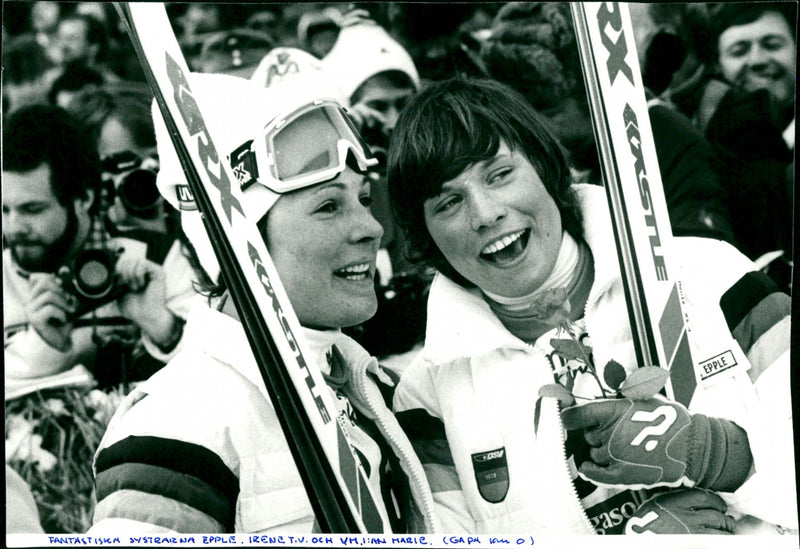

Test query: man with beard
[3,105,189,381]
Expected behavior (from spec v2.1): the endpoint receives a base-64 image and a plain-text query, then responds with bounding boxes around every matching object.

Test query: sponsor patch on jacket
[471,447,508,503]
[698,350,738,382]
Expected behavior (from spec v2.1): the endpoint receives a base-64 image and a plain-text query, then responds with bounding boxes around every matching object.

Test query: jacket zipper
[553,397,596,534]
[352,357,440,534]
[525,340,595,533]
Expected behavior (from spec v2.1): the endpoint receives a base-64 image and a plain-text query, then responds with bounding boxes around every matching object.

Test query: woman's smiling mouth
[480,229,530,265]
[333,262,372,281]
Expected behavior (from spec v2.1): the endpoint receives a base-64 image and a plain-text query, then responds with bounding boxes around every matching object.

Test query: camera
[57,248,126,319]
[101,151,161,219]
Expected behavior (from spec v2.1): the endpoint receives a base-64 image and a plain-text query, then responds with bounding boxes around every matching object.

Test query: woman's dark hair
[386,77,581,287]
[3,104,100,206]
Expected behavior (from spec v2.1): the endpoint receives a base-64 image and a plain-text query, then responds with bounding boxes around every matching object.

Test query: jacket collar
[422,184,622,364]
[183,299,350,398]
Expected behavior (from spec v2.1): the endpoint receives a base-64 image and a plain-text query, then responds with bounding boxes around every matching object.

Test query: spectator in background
[66,84,203,328]
[171,3,225,43]
[47,61,104,109]
[380,3,493,82]
[67,84,166,234]
[481,2,737,246]
[3,105,195,386]
[55,13,119,82]
[699,3,795,289]
[2,34,61,115]
[710,3,795,137]
[323,18,420,165]
[31,1,63,64]
[245,9,279,38]
[627,3,694,102]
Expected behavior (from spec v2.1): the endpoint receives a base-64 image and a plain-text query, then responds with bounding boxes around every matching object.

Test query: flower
[6,415,58,472]
[529,287,571,327]
[44,398,68,416]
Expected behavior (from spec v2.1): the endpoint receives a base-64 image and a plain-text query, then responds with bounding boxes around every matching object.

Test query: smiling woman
[422,141,562,298]
[88,71,438,535]
[263,172,383,329]
[386,76,794,535]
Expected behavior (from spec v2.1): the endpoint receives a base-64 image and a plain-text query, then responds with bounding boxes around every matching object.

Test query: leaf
[620,366,669,400]
[602,359,627,391]
[550,338,587,361]
[538,383,576,407]
[534,396,542,436]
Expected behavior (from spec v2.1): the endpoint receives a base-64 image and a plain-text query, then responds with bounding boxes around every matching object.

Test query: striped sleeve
[93,435,239,532]
[719,271,791,383]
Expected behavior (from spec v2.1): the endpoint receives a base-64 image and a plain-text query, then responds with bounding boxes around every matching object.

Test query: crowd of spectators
[3,1,795,535]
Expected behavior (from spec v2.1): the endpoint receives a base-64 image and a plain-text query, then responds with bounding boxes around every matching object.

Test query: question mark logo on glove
[630,405,678,451]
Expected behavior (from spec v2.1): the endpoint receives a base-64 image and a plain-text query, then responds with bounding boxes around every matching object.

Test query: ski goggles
[229,100,378,194]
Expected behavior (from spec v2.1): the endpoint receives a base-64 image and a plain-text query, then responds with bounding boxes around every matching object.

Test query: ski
[115,2,385,533]
[570,2,748,406]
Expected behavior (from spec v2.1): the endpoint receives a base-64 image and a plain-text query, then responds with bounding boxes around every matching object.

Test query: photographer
[3,105,189,381]
[68,84,200,324]
[67,84,166,232]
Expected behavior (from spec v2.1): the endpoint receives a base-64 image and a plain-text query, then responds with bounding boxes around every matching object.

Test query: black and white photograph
[3,2,797,547]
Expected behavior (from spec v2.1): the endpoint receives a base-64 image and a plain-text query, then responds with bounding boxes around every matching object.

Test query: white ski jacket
[393,184,796,535]
[89,299,439,534]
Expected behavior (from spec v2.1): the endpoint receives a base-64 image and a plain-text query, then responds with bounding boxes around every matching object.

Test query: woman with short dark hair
[386,77,794,535]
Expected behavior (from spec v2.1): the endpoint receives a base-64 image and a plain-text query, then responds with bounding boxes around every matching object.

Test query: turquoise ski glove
[561,397,753,491]
[625,489,736,534]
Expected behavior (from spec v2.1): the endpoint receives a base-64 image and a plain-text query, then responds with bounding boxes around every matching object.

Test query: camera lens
[118,169,160,218]
[73,249,116,298]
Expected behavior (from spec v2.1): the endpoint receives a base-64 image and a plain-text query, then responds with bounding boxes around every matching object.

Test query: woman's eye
[315,201,338,214]
[435,196,461,214]
[360,194,373,207]
[488,167,513,185]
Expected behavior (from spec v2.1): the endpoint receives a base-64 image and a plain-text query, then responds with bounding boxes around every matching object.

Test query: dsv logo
[629,405,677,451]
[474,449,505,462]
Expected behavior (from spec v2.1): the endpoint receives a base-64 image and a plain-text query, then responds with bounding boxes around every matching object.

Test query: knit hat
[321,22,420,104]
[153,72,358,283]
[481,2,582,112]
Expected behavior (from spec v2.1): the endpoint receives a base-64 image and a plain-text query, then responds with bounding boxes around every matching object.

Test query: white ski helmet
[154,71,377,284]
[250,46,347,106]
